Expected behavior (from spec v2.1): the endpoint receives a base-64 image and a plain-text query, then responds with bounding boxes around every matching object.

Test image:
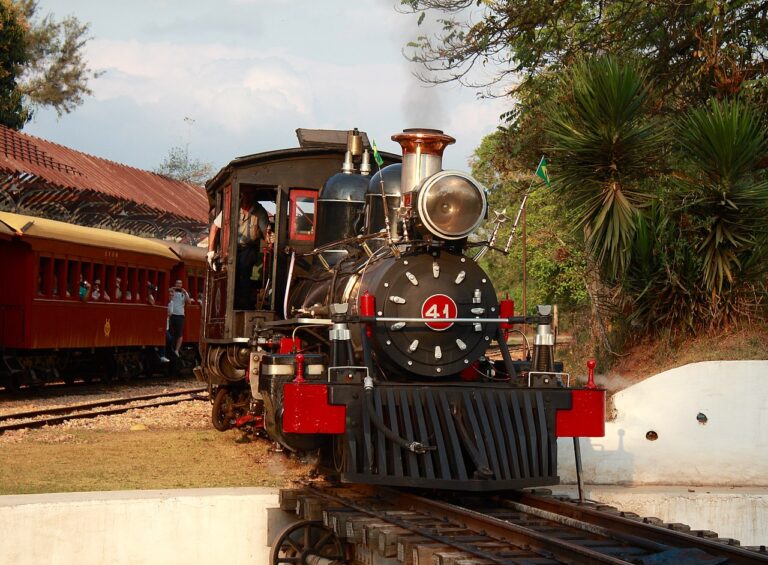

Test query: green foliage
[622,200,708,333]
[672,98,768,305]
[154,145,214,186]
[474,57,768,339]
[0,0,98,128]
[0,1,29,128]
[545,56,662,279]
[405,2,768,342]
[473,142,590,316]
[401,1,768,107]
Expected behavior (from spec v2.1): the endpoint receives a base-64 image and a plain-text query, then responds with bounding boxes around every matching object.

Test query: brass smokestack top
[391,128,455,156]
[392,128,456,194]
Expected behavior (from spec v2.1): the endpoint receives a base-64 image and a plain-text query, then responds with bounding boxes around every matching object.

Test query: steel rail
[0,387,206,423]
[383,489,637,564]
[306,487,516,564]
[0,392,205,433]
[309,486,635,564]
[514,493,768,564]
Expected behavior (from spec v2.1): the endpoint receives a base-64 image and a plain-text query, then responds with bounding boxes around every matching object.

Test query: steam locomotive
[196,128,605,491]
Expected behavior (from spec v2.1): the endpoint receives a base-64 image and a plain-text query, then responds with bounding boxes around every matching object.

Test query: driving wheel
[269,520,345,564]
[211,387,235,431]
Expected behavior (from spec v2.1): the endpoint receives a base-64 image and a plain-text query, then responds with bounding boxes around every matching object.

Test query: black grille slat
[411,389,436,479]
[425,389,452,479]
[535,392,550,475]
[509,392,531,477]
[475,391,503,479]
[438,390,469,481]
[386,388,404,477]
[462,391,493,477]
[497,392,522,479]
[485,391,514,480]
[399,389,419,477]
[523,393,539,476]
[374,390,388,476]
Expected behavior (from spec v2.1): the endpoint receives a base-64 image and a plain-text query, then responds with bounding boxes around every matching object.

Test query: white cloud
[26,1,511,174]
[85,39,315,135]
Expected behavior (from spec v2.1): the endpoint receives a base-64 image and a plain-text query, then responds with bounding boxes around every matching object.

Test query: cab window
[289,189,317,241]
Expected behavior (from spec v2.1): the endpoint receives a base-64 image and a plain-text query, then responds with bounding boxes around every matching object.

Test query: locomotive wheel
[269,520,345,564]
[212,387,250,432]
[331,435,346,473]
[212,387,235,431]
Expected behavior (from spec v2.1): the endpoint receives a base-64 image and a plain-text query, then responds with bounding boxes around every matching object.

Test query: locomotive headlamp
[416,171,487,240]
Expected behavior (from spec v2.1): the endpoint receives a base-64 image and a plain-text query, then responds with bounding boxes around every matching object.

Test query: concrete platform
[0,488,283,565]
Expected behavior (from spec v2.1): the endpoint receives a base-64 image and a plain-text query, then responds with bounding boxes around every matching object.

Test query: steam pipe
[360,326,432,455]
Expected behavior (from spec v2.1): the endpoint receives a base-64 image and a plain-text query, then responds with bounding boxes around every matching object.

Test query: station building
[0,124,209,243]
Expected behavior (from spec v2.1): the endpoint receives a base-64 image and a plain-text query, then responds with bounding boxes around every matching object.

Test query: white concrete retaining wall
[558,360,768,486]
[553,486,768,547]
[0,488,285,565]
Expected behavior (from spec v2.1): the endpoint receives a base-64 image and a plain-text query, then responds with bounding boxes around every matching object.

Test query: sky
[24,0,510,177]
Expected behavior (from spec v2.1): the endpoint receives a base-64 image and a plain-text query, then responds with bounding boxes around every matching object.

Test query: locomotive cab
[197,130,401,427]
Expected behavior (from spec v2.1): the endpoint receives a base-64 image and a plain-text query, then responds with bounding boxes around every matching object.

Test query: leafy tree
[407,2,768,342]
[671,99,768,323]
[542,57,768,334]
[0,1,28,128]
[401,0,768,107]
[472,132,589,316]
[401,0,768,190]
[0,0,99,129]
[544,56,662,279]
[154,145,214,186]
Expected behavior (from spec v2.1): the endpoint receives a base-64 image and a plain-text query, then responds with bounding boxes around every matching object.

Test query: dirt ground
[0,386,312,495]
[602,325,768,393]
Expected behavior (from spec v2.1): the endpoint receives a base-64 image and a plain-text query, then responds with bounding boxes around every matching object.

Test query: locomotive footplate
[326,382,573,491]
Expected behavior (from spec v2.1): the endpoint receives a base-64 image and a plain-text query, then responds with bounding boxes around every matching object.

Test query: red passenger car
[0,211,206,390]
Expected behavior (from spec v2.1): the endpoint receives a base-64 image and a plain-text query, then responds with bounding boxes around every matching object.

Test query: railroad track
[274,484,768,564]
[0,387,207,433]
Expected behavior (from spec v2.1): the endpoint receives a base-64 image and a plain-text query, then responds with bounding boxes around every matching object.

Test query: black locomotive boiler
[197,128,605,491]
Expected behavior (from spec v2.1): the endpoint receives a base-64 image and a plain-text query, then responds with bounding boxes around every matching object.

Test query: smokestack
[391,128,455,195]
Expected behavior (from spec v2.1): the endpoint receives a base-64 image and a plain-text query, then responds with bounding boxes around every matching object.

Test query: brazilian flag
[535,157,551,187]
[372,140,385,167]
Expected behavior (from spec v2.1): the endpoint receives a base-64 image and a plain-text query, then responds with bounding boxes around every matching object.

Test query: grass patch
[0,429,309,495]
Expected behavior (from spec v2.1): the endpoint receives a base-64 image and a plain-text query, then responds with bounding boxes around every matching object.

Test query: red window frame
[289,189,317,242]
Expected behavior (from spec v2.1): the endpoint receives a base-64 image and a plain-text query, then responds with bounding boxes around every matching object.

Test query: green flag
[372,140,385,167]
[535,157,551,187]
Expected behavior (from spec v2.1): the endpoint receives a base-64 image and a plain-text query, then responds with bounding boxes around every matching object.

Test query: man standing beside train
[168,279,191,357]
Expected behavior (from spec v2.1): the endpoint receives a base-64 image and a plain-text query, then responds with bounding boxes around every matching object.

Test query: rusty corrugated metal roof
[0,124,208,225]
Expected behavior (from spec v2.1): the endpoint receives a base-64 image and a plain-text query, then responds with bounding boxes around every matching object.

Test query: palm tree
[675,99,768,290]
[544,56,663,280]
[671,98,768,325]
